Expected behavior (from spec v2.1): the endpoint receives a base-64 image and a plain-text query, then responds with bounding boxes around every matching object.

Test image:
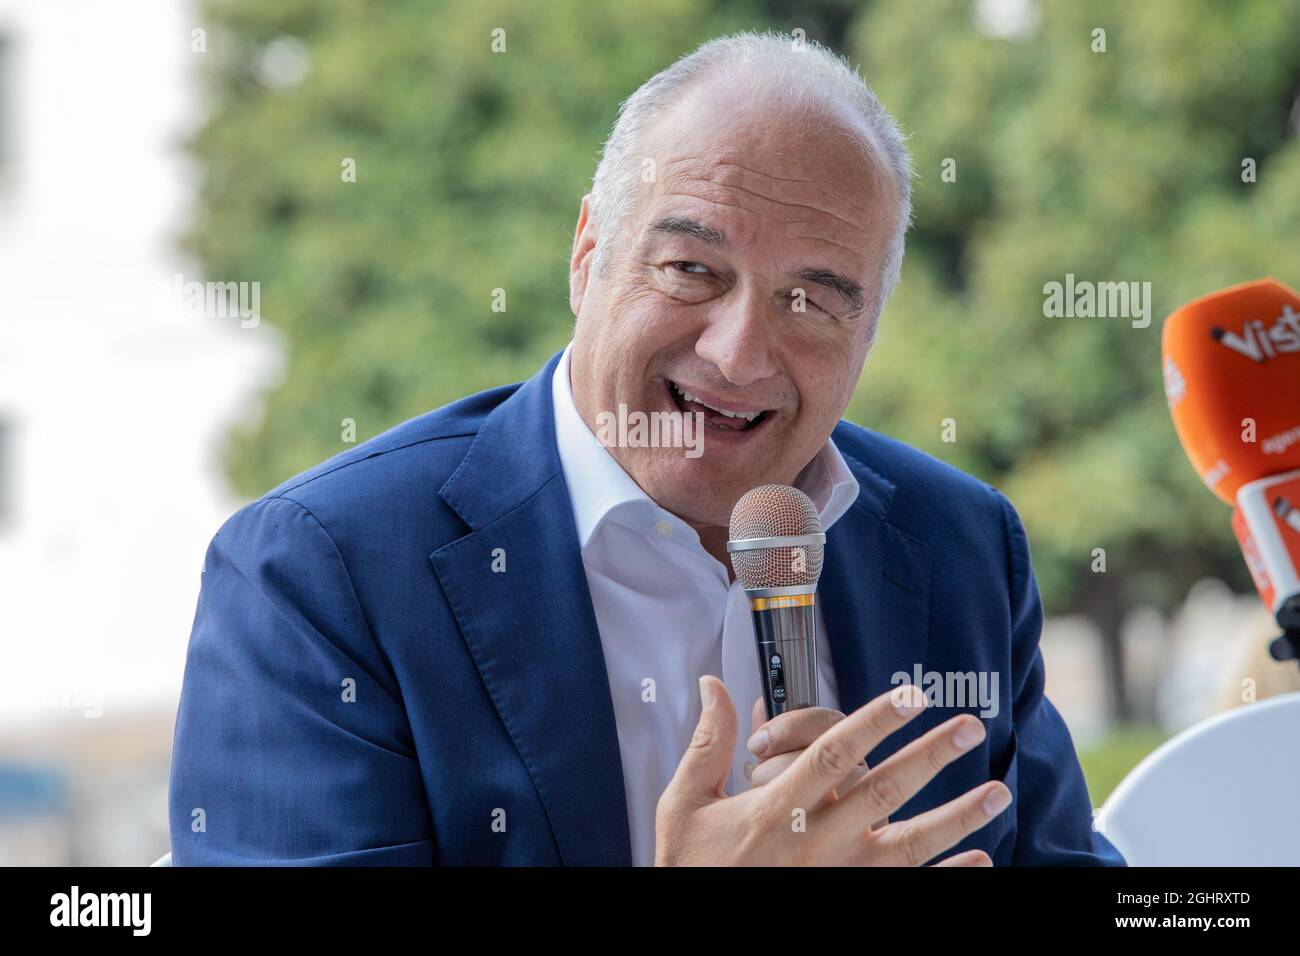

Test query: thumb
[666,676,738,805]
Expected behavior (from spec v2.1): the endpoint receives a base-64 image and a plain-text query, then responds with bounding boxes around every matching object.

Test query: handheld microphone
[726,485,826,720]
[1162,278,1300,661]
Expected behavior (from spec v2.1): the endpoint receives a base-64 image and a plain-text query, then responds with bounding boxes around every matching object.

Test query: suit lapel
[430,351,633,865]
[820,441,932,760]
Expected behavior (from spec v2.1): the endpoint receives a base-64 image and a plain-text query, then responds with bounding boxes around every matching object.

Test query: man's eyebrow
[645,216,865,313]
[797,268,865,313]
[646,216,727,245]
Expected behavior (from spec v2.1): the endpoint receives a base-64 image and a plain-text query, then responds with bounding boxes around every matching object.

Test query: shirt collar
[551,342,860,551]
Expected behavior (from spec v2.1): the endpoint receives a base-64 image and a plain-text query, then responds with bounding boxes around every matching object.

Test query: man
[169,32,1124,866]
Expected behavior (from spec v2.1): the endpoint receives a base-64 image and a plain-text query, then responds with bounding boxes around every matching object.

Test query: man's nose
[693,285,778,388]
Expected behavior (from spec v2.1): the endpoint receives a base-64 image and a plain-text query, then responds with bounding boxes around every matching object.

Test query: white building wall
[0,0,278,735]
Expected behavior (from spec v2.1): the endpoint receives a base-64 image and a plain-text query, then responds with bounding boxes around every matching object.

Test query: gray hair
[587,30,914,317]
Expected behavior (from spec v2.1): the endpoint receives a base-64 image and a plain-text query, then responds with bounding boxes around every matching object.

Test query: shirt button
[654,521,673,538]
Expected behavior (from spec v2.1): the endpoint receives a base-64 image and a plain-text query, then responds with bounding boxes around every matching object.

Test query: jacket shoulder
[260,380,520,507]
[835,420,1000,502]
[832,419,1007,543]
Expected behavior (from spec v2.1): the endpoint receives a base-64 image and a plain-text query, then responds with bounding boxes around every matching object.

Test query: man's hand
[745,699,888,829]
[654,677,1006,866]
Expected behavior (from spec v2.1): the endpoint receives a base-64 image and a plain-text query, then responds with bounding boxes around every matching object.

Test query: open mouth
[666,380,773,433]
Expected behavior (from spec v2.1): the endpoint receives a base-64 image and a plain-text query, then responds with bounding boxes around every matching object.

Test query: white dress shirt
[551,343,860,866]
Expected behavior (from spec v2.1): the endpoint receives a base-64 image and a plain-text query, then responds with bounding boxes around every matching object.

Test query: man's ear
[569,194,598,316]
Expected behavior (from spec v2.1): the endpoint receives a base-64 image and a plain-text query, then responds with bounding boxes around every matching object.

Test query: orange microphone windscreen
[1162,278,1300,505]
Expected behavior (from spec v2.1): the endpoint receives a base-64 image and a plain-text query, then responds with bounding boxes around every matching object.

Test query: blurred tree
[189,0,1300,720]
[187,0,761,492]
[848,0,1300,719]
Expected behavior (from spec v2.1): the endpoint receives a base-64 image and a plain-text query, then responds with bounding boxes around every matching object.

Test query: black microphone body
[746,588,819,720]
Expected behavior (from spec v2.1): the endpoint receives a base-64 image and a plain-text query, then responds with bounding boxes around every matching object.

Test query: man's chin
[639,458,772,528]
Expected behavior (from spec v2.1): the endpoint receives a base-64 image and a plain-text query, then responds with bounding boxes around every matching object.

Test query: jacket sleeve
[169,495,435,865]
[995,490,1127,866]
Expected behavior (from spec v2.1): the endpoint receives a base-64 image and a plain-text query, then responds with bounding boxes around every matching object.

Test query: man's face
[568,78,899,529]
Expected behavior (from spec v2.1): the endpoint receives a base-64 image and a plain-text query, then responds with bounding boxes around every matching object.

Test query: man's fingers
[872,781,1012,867]
[774,684,927,809]
[835,713,987,826]
[933,849,992,867]
[746,706,844,759]
[662,676,738,806]
[748,749,868,792]
[748,751,797,789]
[750,697,766,742]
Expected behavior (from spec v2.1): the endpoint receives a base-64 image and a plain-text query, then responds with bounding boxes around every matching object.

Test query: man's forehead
[625,79,898,271]
[646,78,887,195]
[637,131,894,260]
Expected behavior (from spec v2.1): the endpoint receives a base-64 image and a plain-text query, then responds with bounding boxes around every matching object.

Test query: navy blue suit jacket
[169,350,1125,866]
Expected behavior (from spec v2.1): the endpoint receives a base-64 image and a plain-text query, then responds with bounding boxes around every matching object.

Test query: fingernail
[892,685,925,714]
[743,761,756,783]
[746,728,770,757]
[983,786,1011,818]
[953,721,985,751]
[699,676,714,710]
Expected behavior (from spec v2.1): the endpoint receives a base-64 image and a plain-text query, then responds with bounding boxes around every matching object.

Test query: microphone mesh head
[728,484,824,589]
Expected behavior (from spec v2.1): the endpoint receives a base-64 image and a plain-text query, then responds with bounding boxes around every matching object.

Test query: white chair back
[1099,691,1300,865]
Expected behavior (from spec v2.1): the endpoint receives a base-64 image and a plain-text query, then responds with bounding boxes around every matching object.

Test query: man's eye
[670,261,711,275]
[788,293,829,316]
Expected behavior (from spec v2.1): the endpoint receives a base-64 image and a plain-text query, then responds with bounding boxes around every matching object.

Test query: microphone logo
[1209,305,1300,363]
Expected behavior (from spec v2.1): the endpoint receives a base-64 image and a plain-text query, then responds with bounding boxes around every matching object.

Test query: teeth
[671,382,761,422]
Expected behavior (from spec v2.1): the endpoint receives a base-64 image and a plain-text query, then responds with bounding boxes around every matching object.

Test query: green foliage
[190,0,1300,620]
[846,0,1300,611]
[189,0,751,492]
